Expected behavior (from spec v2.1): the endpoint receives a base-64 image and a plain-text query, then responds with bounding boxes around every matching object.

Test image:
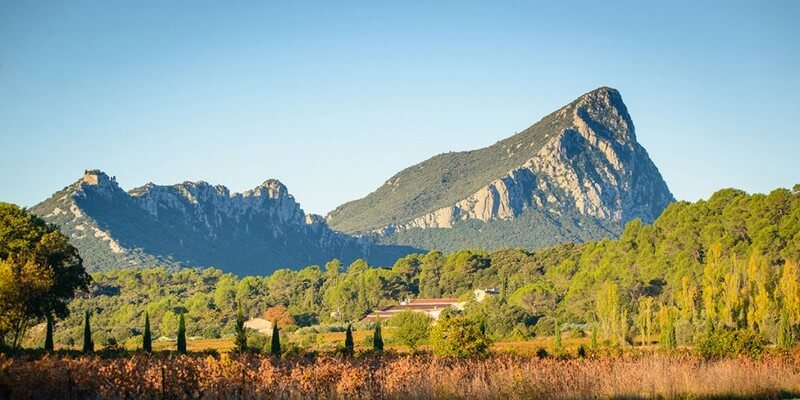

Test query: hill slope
[30,170,417,275]
[327,87,674,250]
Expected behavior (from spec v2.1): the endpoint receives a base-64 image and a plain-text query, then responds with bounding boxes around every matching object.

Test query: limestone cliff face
[31,170,417,274]
[366,87,673,236]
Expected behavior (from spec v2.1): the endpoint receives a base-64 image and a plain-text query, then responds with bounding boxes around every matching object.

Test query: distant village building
[362,288,501,322]
[243,318,273,335]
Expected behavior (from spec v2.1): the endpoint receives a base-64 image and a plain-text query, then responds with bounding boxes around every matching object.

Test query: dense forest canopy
[28,186,800,348]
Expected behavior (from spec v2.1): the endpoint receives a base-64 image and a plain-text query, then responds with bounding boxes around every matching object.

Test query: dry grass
[1,352,799,399]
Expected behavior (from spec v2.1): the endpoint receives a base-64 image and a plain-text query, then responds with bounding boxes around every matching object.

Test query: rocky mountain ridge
[31,170,416,274]
[327,87,674,250]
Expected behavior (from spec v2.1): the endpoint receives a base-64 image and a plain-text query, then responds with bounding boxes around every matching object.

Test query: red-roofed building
[362,289,500,322]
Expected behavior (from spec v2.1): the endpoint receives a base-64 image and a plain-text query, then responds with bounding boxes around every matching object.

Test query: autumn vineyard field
[1,352,800,399]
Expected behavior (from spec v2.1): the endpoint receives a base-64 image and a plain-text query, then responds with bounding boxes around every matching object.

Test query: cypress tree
[270,322,281,358]
[44,315,54,352]
[143,312,152,353]
[554,322,562,353]
[176,313,187,354]
[373,319,384,353]
[82,310,93,353]
[235,303,248,352]
[590,323,599,351]
[344,324,354,356]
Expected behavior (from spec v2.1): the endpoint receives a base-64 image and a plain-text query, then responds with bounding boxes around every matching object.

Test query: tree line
[3,185,800,353]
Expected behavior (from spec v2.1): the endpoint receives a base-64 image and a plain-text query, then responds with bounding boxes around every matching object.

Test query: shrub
[697,329,766,359]
[430,316,491,358]
[248,332,268,352]
[535,348,549,358]
[391,311,431,351]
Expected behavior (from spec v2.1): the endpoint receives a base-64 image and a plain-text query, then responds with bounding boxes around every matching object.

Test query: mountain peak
[244,178,289,199]
[81,169,118,188]
[327,86,673,243]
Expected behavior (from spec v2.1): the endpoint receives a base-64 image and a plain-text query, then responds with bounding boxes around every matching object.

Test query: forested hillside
[41,185,800,348]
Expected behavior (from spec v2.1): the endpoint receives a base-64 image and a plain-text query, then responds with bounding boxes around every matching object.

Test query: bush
[391,310,431,351]
[535,348,549,358]
[697,329,766,359]
[430,316,491,358]
[248,332,268,352]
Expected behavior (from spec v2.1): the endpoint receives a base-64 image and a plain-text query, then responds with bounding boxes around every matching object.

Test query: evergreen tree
[176,313,187,354]
[590,323,599,351]
[234,303,247,352]
[44,314,54,352]
[143,312,152,353]
[373,318,384,352]
[82,310,93,353]
[270,322,281,358]
[344,324,354,356]
[553,322,562,353]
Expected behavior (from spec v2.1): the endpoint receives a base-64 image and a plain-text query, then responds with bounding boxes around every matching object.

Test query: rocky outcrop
[31,170,418,274]
[339,87,673,239]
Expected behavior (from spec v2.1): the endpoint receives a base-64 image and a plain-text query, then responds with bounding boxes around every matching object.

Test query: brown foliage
[261,305,295,328]
[1,352,799,399]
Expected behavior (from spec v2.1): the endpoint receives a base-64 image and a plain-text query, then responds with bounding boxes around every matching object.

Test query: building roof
[407,298,461,305]
[243,318,273,335]
[362,298,464,322]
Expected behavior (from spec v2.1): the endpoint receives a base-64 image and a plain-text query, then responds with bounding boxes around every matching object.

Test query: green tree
[777,309,793,349]
[44,314,53,351]
[142,312,152,353]
[373,318,384,353]
[590,323,599,351]
[779,260,800,325]
[391,310,431,351]
[176,313,186,354]
[659,305,676,349]
[637,297,654,346]
[82,310,93,353]
[676,276,697,323]
[344,324,354,356]
[553,322,562,353]
[234,303,247,352]
[596,281,620,341]
[0,203,91,348]
[270,322,281,358]
[702,243,724,330]
[430,316,491,358]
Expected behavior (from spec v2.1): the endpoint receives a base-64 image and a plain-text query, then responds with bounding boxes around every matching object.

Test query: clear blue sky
[1,1,798,215]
